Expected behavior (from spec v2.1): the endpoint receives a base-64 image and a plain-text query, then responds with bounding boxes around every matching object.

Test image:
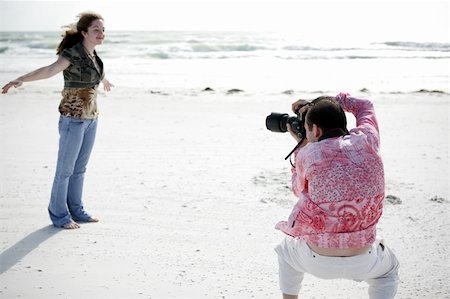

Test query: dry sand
[1,87,449,298]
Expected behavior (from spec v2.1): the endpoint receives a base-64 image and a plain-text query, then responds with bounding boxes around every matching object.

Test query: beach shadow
[0,225,61,274]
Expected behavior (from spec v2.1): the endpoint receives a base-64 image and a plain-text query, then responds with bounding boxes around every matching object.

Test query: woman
[2,12,114,229]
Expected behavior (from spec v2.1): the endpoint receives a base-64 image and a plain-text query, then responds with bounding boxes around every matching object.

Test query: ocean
[0,31,449,96]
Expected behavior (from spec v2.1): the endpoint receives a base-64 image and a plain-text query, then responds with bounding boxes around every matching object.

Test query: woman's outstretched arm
[2,56,71,94]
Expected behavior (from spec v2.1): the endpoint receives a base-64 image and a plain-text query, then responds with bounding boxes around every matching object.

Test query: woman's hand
[2,79,23,94]
[102,78,114,92]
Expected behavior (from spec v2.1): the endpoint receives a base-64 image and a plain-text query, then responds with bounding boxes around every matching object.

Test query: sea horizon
[1,30,449,95]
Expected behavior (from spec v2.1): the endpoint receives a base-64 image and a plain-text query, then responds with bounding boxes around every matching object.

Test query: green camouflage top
[58,43,105,119]
[61,43,104,88]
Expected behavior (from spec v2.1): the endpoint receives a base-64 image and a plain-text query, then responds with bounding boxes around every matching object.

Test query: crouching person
[275,93,400,299]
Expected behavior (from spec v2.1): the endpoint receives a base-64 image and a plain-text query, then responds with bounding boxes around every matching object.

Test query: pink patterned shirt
[275,93,384,249]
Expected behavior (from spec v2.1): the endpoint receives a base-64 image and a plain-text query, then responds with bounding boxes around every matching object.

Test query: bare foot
[63,221,80,229]
[86,217,99,223]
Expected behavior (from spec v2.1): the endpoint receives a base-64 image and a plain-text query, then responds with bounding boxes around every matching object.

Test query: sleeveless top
[58,43,105,119]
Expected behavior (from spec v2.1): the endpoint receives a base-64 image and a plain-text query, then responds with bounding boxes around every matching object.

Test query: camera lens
[266,113,289,132]
[266,112,306,138]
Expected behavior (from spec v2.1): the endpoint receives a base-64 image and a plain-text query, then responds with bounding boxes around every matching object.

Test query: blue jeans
[48,115,97,227]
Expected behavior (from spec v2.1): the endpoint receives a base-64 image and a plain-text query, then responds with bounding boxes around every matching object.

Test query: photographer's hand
[287,123,307,146]
[292,99,309,114]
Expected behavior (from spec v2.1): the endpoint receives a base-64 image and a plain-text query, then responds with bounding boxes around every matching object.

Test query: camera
[265,107,307,138]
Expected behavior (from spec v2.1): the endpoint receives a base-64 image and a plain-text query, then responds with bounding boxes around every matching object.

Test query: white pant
[275,237,400,298]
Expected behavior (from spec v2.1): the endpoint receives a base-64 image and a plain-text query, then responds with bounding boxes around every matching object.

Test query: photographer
[274,93,399,299]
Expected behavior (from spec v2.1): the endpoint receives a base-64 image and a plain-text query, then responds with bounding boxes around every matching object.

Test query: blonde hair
[56,11,103,55]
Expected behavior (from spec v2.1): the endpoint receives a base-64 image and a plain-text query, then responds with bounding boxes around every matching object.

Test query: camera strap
[318,128,348,141]
[286,128,347,167]
[284,137,305,167]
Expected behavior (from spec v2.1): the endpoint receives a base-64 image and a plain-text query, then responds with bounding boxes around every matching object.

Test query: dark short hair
[305,96,347,132]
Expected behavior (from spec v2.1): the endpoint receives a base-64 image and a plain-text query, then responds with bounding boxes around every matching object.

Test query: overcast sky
[0,0,449,42]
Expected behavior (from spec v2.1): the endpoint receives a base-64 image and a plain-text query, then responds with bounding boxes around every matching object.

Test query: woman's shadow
[0,225,61,274]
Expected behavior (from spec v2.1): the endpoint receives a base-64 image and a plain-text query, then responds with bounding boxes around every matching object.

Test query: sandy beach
[0,84,449,298]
